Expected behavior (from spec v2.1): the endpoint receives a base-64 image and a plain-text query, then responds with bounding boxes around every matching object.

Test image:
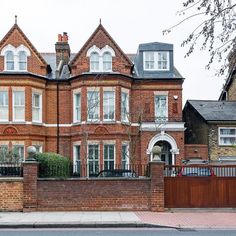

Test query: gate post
[150,161,165,212]
[23,147,38,212]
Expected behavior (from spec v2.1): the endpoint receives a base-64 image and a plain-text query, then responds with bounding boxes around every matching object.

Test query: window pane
[13,91,25,121]
[19,51,27,70]
[12,145,24,162]
[74,93,81,122]
[220,129,236,135]
[0,91,8,120]
[32,93,41,122]
[88,144,99,176]
[103,52,112,71]
[90,52,99,71]
[6,51,14,70]
[122,144,129,169]
[103,91,115,120]
[121,92,129,122]
[104,144,115,170]
[155,95,167,120]
[87,91,99,121]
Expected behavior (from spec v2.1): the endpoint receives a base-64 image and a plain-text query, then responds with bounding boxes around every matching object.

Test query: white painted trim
[143,51,170,71]
[1,44,31,71]
[147,132,179,163]
[141,122,185,131]
[0,90,9,122]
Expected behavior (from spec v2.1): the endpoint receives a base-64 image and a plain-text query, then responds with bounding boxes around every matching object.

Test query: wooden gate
[164,165,236,208]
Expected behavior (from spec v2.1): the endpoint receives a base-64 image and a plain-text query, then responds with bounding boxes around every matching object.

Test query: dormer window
[143,51,169,71]
[19,51,27,70]
[87,45,115,72]
[1,44,30,71]
[6,51,14,70]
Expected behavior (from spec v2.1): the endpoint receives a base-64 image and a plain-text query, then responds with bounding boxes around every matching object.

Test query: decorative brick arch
[3,126,18,135]
[94,126,109,134]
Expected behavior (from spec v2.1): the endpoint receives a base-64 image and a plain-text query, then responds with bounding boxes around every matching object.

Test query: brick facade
[0,22,185,168]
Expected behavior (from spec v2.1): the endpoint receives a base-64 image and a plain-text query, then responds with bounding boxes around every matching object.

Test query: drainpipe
[57,82,59,154]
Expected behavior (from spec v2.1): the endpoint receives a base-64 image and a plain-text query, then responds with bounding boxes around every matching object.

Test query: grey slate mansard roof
[187,100,236,121]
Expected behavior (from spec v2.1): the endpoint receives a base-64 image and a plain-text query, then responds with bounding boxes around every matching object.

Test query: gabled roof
[186,100,236,121]
[70,23,132,66]
[0,23,48,66]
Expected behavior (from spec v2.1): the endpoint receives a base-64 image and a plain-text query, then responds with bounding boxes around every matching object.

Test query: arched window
[19,51,27,70]
[6,51,14,70]
[103,52,112,71]
[90,52,99,71]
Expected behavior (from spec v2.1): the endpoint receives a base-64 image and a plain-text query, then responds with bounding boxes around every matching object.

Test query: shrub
[35,152,71,178]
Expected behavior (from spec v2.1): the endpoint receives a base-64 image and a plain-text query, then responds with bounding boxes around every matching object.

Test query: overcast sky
[0,0,225,104]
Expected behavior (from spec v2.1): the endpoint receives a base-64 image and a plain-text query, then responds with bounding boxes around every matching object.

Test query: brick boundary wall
[0,178,23,212]
[0,160,165,212]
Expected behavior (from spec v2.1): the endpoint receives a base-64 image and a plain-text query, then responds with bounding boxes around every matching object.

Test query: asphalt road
[0,229,235,236]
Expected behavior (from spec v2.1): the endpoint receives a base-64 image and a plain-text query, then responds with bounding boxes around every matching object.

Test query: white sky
[0,0,226,104]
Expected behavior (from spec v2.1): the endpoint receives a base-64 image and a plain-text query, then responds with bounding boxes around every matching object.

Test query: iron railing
[164,165,236,177]
[0,163,23,177]
[38,163,150,178]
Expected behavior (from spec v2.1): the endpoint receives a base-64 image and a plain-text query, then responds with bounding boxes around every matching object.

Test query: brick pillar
[150,161,165,212]
[23,161,38,212]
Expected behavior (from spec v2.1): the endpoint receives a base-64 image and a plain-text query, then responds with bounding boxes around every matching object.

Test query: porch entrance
[154,141,172,165]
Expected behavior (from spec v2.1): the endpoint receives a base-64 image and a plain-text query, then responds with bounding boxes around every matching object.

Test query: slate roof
[187,100,236,121]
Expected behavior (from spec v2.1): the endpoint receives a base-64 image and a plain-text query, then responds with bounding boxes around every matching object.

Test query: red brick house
[0,22,185,176]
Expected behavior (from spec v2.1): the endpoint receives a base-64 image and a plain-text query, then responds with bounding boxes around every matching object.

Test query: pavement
[0,210,236,229]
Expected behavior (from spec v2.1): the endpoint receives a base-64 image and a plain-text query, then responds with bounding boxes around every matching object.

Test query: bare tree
[163,0,236,74]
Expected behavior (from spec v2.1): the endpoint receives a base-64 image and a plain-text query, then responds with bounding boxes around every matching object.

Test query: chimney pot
[58,34,62,42]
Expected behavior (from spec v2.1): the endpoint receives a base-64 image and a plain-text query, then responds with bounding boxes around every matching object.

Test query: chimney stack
[55,32,70,69]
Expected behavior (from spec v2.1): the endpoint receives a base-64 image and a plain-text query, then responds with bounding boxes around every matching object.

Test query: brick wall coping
[38,177,150,181]
[0,177,23,182]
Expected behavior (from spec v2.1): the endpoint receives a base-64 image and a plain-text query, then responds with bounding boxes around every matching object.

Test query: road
[0,228,235,236]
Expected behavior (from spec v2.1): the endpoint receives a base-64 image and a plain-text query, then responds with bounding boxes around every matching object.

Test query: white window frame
[32,92,42,123]
[73,91,81,123]
[1,44,30,71]
[87,90,100,122]
[218,127,236,146]
[103,143,115,170]
[103,90,115,121]
[33,145,42,153]
[121,90,129,123]
[0,90,9,121]
[13,90,25,122]
[143,51,169,71]
[154,93,168,121]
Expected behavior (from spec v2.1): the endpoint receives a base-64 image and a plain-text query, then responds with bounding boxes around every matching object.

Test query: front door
[155,141,172,165]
